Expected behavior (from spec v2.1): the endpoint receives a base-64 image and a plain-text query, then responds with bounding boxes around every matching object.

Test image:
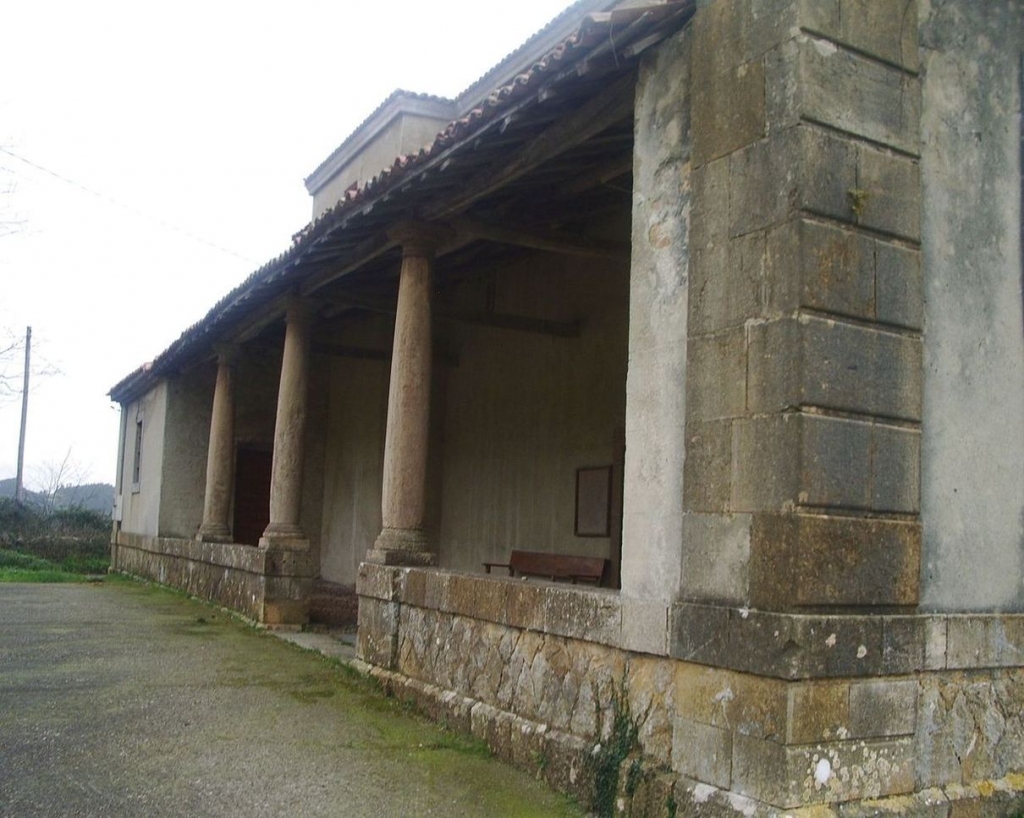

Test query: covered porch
[109,4,685,626]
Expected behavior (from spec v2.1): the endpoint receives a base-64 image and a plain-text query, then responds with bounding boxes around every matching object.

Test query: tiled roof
[109,1,694,404]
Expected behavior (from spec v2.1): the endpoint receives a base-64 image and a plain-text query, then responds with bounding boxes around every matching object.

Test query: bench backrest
[509,550,606,582]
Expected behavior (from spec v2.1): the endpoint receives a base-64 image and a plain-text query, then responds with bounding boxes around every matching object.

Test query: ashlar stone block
[856,145,922,241]
[848,679,917,738]
[747,512,921,610]
[871,425,920,514]
[765,218,876,321]
[787,680,852,743]
[673,661,788,741]
[686,328,747,422]
[805,0,919,71]
[730,125,858,237]
[746,314,923,422]
[732,733,915,807]
[875,239,923,330]
[799,36,920,155]
[673,716,733,789]
[620,597,670,656]
[356,597,399,669]
[678,512,752,605]
[733,413,920,514]
[690,228,765,334]
[683,419,732,512]
[946,615,1024,669]
[690,156,729,251]
[693,56,766,165]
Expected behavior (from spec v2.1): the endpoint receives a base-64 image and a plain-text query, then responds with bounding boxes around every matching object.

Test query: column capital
[212,343,239,366]
[281,295,312,326]
[388,221,453,259]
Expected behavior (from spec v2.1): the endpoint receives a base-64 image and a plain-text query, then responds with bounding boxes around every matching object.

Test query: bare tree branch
[31,448,91,516]
[0,158,24,238]
[0,328,61,408]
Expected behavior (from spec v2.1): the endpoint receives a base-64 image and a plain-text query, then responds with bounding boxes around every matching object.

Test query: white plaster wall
[158,367,214,539]
[919,0,1024,611]
[319,355,389,584]
[312,114,452,219]
[300,357,330,560]
[118,382,167,537]
[621,27,691,605]
[436,252,629,573]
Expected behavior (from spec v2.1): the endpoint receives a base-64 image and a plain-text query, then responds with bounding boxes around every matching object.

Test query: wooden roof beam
[451,215,628,259]
[425,71,636,221]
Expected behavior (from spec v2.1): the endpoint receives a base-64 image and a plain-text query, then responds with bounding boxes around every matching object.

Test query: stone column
[197,345,238,542]
[366,224,444,566]
[260,299,311,550]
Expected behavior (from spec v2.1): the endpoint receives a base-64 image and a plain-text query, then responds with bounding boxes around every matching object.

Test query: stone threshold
[358,564,1024,679]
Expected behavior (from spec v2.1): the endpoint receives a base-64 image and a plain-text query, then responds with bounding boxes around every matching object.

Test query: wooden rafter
[424,72,637,221]
[451,215,628,259]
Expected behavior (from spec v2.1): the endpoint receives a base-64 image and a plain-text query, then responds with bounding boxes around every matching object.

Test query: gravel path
[0,581,582,817]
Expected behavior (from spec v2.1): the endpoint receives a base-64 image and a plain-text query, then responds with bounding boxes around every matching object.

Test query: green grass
[0,568,92,582]
[0,547,108,582]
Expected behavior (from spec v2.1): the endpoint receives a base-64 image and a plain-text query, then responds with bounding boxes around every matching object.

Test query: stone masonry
[681,0,924,612]
[358,564,1024,814]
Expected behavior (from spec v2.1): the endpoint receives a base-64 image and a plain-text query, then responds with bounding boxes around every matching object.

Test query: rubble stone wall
[357,564,1024,814]
[111,532,315,625]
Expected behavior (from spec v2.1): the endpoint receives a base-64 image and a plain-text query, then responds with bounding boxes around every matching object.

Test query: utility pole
[15,326,30,505]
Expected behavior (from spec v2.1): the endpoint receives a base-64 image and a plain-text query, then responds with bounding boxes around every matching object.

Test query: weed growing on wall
[589,675,641,818]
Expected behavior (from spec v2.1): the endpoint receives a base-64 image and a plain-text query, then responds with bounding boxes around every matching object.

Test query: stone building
[109,0,1024,813]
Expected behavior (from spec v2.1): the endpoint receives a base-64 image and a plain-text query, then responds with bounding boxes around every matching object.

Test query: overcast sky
[0,0,576,490]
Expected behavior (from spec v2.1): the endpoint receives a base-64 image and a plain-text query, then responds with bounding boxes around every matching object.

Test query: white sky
[0,0,576,490]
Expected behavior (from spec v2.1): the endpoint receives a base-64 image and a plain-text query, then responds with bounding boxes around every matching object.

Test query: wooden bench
[483,550,607,585]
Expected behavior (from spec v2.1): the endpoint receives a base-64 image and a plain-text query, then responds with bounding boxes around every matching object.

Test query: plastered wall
[158,366,214,539]
[319,355,389,584]
[919,0,1024,611]
[312,114,453,219]
[317,252,629,583]
[317,315,393,585]
[117,383,167,537]
[435,252,628,573]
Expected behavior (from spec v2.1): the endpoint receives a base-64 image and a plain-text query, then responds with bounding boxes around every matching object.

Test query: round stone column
[197,345,237,542]
[260,299,311,550]
[367,224,444,565]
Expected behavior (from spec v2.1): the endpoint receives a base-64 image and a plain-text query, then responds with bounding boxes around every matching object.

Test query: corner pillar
[677,0,923,612]
[366,223,447,566]
[260,298,311,551]
[197,344,238,542]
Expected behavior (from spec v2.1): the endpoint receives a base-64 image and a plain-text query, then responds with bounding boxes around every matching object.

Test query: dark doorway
[232,447,272,546]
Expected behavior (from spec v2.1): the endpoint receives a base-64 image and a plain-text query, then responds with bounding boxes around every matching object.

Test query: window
[131,419,143,492]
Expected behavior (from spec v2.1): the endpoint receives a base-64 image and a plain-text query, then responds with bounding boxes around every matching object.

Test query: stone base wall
[112,532,314,624]
[357,564,1024,815]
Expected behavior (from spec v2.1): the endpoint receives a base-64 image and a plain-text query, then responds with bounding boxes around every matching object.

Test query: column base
[259,522,309,552]
[195,522,233,543]
[366,527,436,566]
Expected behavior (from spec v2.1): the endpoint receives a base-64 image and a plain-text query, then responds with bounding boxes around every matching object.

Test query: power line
[0,146,256,263]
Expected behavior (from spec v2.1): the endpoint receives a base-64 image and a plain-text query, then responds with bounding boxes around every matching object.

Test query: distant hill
[0,478,114,515]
